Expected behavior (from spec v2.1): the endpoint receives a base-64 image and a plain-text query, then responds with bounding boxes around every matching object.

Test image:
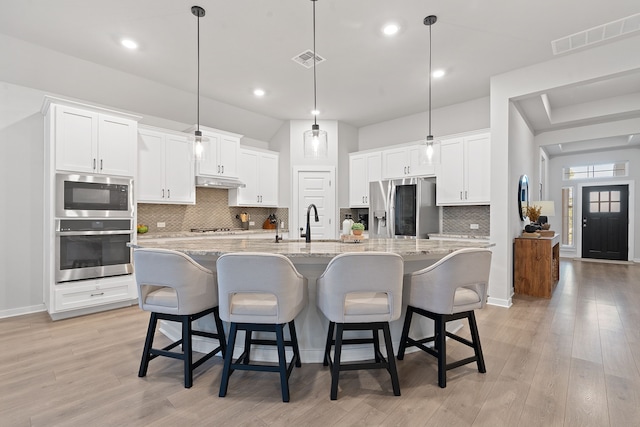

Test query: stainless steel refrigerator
[368,177,439,239]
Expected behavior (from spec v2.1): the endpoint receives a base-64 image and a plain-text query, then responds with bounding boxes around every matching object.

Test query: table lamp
[537,201,556,228]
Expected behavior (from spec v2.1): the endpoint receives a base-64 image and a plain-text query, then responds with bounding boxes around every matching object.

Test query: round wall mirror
[518,174,529,220]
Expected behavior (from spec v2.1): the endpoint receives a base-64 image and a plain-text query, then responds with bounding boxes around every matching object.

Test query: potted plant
[525,205,542,224]
[351,222,365,236]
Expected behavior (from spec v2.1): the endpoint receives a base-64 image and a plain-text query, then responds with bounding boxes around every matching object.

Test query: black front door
[581,185,629,261]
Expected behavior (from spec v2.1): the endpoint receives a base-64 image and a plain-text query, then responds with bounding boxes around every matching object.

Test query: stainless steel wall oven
[55,219,134,283]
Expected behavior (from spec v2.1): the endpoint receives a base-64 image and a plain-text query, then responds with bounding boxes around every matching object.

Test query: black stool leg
[213,307,227,358]
[323,322,335,367]
[219,322,238,397]
[182,315,193,388]
[275,324,290,402]
[468,311,486,373]
[289,320,302,368]
[382,322,401,396]
[373,327,381,363]
[397,306,413,360]
[243,329,252,364]
[139,312,158,377]
[330,324,344,400]
[435,315,447,388]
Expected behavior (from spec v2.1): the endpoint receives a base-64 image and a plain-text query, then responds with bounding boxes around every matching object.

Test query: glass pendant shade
[304,123,328,158]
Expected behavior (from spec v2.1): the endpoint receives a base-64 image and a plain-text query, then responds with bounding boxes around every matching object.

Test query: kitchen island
[133,237,493,363]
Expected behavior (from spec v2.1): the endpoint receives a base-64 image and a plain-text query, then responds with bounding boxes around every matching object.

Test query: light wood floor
[2,260,640,426]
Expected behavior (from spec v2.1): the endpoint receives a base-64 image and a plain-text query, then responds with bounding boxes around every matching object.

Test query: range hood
[196,175,245,189]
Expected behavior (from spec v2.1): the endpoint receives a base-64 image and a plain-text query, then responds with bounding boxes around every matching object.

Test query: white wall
[490,34,640,308]
[548,147,640,260]
[358,97,489,151]
[337,122,359,208]
[0,82,47,316]
[0,33,283,142]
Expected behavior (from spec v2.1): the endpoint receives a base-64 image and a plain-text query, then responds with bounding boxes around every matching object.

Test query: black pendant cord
[424,15,437,142]
[312,0,318,127]
[428,21,432,139]
[196,12,201,134]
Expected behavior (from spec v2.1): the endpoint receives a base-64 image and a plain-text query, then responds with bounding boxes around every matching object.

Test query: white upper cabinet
[229,148,279,207]
[349,152,381,207]
[137,127,195,204]
[381,143,439,179]
[54,104,137,177]
[194,127,241,178]
[436,132,490,205]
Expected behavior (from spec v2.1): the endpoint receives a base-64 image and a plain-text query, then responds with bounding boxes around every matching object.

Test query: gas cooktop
[190,227,243,233]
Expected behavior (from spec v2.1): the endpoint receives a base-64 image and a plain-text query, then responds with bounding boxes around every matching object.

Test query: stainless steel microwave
[56,174,133,218]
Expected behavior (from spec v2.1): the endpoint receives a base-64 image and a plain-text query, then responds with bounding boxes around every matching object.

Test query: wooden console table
[514,234,560,298]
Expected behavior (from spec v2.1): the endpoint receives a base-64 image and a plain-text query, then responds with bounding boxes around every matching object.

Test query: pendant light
[192,5,206,158]
[303,0,328,158]
[423,15,437,161]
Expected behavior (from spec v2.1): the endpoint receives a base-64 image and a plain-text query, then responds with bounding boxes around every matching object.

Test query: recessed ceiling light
[382,24,400,36]
[121,39,138,50]
[311,109,320,116]
[253,88,265,97]
[432,69,445,78]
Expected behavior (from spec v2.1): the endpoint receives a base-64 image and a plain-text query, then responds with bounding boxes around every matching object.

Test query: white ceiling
[2,0,640,152]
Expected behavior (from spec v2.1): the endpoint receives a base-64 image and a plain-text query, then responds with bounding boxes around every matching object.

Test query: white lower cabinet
[138,127,195,204]
[437,132,491,205]
[53,275,136,313]
[229,148,278,207]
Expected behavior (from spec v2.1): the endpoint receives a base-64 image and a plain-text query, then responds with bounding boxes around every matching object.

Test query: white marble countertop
[131,237,493,259]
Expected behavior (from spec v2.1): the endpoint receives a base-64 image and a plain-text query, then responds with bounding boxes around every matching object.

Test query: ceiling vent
[552,13,640,55]
[292,49,326,69]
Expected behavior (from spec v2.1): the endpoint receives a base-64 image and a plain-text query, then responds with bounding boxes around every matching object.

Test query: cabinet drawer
[54,277,135,312]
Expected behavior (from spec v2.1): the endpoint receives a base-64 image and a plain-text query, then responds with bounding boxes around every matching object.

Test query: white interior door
[294,168,336,240]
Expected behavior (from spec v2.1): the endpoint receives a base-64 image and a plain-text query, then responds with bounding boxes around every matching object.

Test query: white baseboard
[0,303,47,319]
[487,296,512,308]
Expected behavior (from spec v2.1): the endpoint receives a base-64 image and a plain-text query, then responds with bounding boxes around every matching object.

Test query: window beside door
[561,187,574,247]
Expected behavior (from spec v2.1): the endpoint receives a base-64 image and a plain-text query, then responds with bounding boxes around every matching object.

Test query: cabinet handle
[407,166,410,174]
[257,195,260,203]
[465,190,468,199]
[260,195,262,203]
[100,159,103,171]
[90,292,105,297]
[460,191,463,200]
[365,196,368,203]
[217,165,220,173]
[362,196,365,204]
[167,189,170,199]
[222,165,224,174]
[93,158,96,170]
[162,189,165,198]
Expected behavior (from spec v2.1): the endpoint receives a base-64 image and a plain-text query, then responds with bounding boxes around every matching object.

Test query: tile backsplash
[442,205,490,236]
[138,187,289,232]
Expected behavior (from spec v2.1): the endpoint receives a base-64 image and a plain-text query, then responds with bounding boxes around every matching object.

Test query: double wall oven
[55,174,134,283]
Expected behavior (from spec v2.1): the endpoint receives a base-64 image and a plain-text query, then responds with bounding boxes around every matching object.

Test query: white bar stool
[134,248,226,388]
[216,252,308,402]
[317,252,403,400]
[397,248,492,388]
